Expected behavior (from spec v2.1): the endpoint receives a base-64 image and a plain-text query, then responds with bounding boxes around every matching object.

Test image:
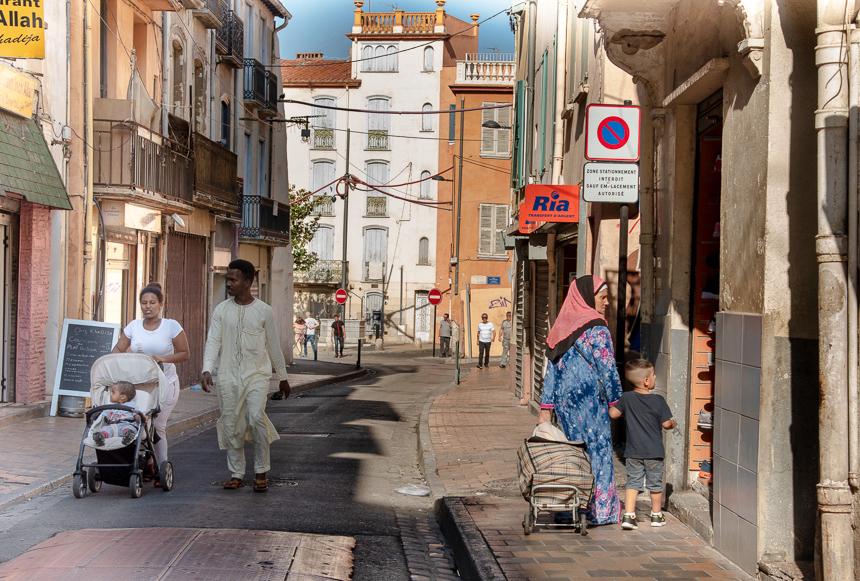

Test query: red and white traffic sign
[335,288,348,304]
[585,104,640,162]
[428,288,442,305]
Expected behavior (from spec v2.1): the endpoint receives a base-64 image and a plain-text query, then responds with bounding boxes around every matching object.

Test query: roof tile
[280,58,361,88]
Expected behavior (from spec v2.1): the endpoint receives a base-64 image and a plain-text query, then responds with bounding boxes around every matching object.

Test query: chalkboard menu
[50,319,120,416]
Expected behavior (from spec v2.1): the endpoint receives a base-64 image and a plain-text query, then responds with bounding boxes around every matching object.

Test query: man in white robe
[201,259,290,492]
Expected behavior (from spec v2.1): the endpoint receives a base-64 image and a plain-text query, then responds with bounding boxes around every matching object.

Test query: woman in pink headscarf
[537,274,623,525]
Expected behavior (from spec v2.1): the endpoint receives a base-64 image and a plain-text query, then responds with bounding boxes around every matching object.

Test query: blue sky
[278,0,515,60]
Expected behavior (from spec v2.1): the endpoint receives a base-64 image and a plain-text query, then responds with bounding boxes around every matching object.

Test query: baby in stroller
[88,381,141,447]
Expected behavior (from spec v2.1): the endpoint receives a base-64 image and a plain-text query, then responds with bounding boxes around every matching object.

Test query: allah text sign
[0,0,45,59]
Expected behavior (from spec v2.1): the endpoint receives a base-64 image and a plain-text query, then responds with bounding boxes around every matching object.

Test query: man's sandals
[223,478,244,490]
[222,474,268,492]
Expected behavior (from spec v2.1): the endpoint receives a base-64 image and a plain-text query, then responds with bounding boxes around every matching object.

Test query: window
[481,101,511,158]
[423,46,434,71]
[312,97,336,149]
[367,97,390,150]
[361,44,398,72]
[172,41,185,116]
[311,160,336,215]
[479,204,510,257]
[194,61,206,132]
[258,139,268,197]
[365,161,389,186]
[260,16,267,62]
[419,170,432,199]
[245,3,254,60]
[421,103,433,132]
[363,228,388,280]
[243,132,252,195]
[220,100,231,149]
[512,80,526,188]
[418,237,430,265]
[365,161,389,217]
[539,49,549,172]
[310,225,334,260]
[448,103,456,144]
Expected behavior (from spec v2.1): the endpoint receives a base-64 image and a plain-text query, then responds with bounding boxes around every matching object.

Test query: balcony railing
[456,54,516,84]
[216,10,243,68]
[295,260,343,285]
[312,128,334,150]
[311,195,334,217]
[366,196,387,217]
[93,119,193,203]
[194,0,224,28]
[244,58,278,116]
[240,195,289,243]
[366,130,389,151]
[193,132,239,212]
[357,11,437,34]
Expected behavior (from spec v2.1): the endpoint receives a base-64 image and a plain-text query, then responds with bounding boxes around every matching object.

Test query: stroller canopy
[89,353,168,414]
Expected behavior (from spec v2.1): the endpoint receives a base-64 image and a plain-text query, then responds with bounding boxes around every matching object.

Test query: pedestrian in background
[331,313,345,358]
[538,275,623,526]
[439,313,452,357]
[499,311,512,368]
[304,311,319,359]
[293,317,306,358]
[201,259,290,493]
[112,282,189,483]
[476,313,495,369]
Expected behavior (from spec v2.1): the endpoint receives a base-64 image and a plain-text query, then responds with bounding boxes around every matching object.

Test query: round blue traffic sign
[597,116,630,150]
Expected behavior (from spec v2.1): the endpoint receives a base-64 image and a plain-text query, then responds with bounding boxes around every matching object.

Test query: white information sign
[585,104,641,162]
[582,162,640,204]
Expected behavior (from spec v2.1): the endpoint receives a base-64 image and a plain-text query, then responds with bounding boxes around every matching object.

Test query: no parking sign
[585,104,641,162]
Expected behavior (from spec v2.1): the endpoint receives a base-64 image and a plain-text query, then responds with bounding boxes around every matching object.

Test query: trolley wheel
[87,468,101,493]
[579,510,588,536]
[523,509,534,535]
[159,461,174,492]
[129,473,143,498]
[72,472,87,499]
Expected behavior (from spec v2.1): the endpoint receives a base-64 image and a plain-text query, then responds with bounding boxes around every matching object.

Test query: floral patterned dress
[541,325,622,525]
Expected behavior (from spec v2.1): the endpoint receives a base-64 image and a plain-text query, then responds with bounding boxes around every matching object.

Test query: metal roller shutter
[165,232,208,387]
[532,262,550,404]
[514,258,526,400]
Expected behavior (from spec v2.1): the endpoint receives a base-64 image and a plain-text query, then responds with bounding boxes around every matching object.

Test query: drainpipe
[815,1,855,579]
[81,0,94,319]
[162,13,169,135]
[550,0,567,184]
[849,17,860,493]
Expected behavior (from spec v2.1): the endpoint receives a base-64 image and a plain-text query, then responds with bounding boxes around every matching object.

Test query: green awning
[0,109,72,210]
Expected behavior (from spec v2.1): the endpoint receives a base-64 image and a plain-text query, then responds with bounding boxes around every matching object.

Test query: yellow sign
[0,0,45,59]
[0,61,35,117]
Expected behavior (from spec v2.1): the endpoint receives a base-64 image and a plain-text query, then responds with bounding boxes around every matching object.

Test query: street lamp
[431,174,452,182]
[481,120,512,129]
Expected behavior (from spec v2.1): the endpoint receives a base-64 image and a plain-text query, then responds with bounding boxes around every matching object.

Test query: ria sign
[519,185,580,232]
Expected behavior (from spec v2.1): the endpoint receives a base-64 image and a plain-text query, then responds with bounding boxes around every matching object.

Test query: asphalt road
[0,353,456,580]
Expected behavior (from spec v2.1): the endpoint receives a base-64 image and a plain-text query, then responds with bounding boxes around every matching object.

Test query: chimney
[297,52,324,60]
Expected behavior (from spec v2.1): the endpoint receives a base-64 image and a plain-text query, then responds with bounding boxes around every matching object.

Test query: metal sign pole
[616,203,629,368]
[432,304,437,358]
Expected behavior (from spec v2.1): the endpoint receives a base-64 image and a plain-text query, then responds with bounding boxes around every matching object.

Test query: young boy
[90,381,140,447]
[609,359,676,529]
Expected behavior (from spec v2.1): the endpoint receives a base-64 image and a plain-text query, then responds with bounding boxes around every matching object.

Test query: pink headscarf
[546,275,607,355]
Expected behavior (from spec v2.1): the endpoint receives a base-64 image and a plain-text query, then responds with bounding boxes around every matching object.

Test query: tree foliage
[289,185,322,272]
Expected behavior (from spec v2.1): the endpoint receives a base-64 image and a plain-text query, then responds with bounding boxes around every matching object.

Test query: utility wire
[284,100,510,115]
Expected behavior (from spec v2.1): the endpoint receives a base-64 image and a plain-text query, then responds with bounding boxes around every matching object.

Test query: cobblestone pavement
[396,510,460,581]
[428,366,751,580]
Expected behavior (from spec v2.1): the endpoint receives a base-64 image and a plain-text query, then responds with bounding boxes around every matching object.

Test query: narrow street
[0,354,457,580]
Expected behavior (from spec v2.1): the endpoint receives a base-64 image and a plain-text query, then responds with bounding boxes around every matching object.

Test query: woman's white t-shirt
[123,318,183,385]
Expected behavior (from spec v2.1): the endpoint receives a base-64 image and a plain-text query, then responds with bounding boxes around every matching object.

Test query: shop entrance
[0,220,13,402]
[103,241,136,327]
[687,91,723,484]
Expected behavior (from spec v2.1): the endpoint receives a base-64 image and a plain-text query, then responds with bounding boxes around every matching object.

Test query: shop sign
[0,1,45,59]
[0,61,35,117]
[518,200,540,234]
[582,162,639,204]
[522,184,580,224]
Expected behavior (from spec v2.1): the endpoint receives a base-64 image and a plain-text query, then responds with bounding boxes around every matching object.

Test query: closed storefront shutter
[514,257,526,400]
[532,262,550,404]
[166,232,208,386]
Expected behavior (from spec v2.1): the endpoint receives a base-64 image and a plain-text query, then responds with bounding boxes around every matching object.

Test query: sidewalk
[427,367,750,581]
[0,359,365,512]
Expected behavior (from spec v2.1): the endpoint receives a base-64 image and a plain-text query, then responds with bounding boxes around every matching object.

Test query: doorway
[0,220,13,402]
[414,291,430,342]
[104,241,136,326]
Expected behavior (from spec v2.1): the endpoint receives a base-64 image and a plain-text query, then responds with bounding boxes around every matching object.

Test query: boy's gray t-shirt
[616,391,673,459]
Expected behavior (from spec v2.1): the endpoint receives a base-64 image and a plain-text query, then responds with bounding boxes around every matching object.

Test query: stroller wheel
[159,461,175,492]
[72,472,87,499]
[87,468,101,493]
[523,509,534,535]
[579,510,588,536]
[129,473,143,498]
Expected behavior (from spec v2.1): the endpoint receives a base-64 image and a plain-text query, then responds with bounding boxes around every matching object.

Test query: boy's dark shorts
[625,458,664,492]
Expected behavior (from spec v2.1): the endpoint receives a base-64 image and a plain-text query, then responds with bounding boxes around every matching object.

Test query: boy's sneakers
[650,512,667,527]
[698,459,713,481]
[92,432,105,447]
[621,513,638,530]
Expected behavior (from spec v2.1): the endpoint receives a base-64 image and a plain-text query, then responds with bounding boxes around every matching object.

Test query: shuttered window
[418,237,430,265]
[361,44,398,72]
[421,103,433,132]
[423,46,434,71]
[512,80,526,188]
[312,160,336,194]
[310,226,334,260]
[481,102,511,158]
[312,97,335,128]
[419,170,432,199]
[363,228,388,280]
[478,204,510,257]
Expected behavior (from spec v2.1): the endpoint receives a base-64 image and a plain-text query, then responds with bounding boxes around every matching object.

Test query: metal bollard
[356,339,362,369]
[455,339,460,385]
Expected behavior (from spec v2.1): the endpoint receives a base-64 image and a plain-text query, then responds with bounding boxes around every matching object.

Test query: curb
[0,402,50,429]
[416,378,458,498]
[0,368,369,513]
[436,497,506,581]
[667,489,714,545]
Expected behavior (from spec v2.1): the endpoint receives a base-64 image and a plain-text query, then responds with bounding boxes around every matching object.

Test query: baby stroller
[517,435,594,535]
[72,353,175,499]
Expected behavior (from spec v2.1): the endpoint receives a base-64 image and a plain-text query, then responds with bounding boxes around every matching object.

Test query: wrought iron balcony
[240,195,289,244]
[93,117,193,204]
[366,130,389,151]
[192,132,238,214]
[311,195,335,217]
[216,10,243,68]
[312,128,335,150]
[365,196,387,217]
[194,0,224,28]
[295,260,343,285]
[243,58,278,116]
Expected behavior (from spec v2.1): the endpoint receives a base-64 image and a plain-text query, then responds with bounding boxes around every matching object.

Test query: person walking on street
[499,311,512,368]
[112,282,189,485]
[293,317,306,358]
[201,259,290,493]
[476,313,495,369]
[331,313,345,358]
[439,313,452,357]
[304,312,320,359]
